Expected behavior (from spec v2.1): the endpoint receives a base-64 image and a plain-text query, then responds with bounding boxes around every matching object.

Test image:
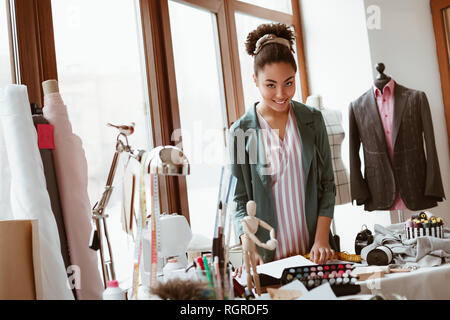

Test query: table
[357,263,450,300]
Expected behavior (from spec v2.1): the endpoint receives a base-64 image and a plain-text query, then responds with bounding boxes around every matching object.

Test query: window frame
[431,0,450,150]
[7,0,310,225]
[10,0,57,105]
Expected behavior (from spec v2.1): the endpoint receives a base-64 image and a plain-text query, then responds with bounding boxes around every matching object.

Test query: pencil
[203,255,214,289]
[214,256,223,300]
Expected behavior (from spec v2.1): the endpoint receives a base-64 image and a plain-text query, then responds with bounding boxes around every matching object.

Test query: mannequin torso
[306,95,351,205]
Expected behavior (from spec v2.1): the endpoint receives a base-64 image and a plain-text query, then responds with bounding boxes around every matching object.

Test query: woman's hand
[310,240,335,265]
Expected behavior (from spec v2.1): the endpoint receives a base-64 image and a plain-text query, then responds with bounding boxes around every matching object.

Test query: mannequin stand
[397,210,405,223]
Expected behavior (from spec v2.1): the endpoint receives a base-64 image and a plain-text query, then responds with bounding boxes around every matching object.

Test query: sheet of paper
[253,280,307,300]
[256,255,315,279]
[235,268,248,287]
[296,282,337,300]
[279,279,308,295]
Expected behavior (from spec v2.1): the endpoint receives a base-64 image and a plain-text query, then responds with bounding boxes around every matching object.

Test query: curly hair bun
[245,23,295,56]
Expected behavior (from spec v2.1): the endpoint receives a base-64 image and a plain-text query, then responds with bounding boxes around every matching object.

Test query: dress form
[373,63,404,222]
[374,63,392,93]
[306,95,351,205]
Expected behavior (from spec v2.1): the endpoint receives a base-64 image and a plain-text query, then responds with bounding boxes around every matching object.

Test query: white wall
[299,0,392,254]
[364,0,450,223]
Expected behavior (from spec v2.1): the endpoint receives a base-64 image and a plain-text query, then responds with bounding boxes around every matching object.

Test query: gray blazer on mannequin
[349,82,445,211]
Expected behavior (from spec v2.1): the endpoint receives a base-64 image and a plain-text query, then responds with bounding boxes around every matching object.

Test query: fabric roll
[43,92,103,300]
[0,84,74,300]
[0,88,13,220]
[32,110,71,272]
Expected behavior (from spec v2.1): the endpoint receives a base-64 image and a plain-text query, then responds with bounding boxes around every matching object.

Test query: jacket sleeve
[229,126,249,239]
[349,103,370,205]
[420,92,445,199]
[316,112,336,219]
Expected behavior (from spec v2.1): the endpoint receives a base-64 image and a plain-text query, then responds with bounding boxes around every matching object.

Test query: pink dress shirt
[373,79,407,210]
[257,105,309,259]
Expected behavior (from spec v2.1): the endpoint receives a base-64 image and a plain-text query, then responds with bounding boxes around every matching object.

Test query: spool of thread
[413,220,419,238]
[366,246,393,266]
[417,222,423,237]
[423,220,430,236]
[431,220,437,237]
[407,220,414,239]
[437,218,443,238]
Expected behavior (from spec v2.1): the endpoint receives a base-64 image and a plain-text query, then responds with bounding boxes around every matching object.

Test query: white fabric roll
[0,84,74,300]
[0,88,13,220]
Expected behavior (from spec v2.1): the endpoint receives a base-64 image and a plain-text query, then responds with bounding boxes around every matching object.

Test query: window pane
[51,0,151,283]
[168,1,228,241]
[239,0,292,15]
[0,1,12,86]
[235,12,303,110]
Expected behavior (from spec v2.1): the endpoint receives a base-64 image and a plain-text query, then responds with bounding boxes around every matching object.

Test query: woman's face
[253,62,296,113]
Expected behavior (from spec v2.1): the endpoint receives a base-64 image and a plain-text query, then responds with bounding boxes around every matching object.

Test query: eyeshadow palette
[280,263,361,297]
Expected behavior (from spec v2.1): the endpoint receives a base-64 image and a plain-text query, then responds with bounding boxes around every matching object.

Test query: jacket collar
[242,101,315,193]
[366,81,409,151]
[392,83,408,147]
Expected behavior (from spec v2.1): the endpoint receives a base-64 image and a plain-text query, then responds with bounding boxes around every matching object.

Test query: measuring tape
[149,172,162,289]
[130,150,163,298]
[130,151,148,299]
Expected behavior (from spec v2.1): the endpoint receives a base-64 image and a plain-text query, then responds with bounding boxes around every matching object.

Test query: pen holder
[195,262,234,300]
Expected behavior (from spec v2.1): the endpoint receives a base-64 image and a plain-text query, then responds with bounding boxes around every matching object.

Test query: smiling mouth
[274,99,287,105]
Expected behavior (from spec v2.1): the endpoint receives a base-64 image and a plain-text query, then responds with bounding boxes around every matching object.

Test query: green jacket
[229,100,336,262]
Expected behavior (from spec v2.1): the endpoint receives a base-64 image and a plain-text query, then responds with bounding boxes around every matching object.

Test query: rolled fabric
[0,85,74,300]
[32,110,71,272]
[0,91,13,220]
[43,91,103,300]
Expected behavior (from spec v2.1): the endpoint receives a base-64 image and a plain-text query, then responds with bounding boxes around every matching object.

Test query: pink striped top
[256,105,309,259]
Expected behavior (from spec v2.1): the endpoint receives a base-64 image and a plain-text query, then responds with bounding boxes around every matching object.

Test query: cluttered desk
[130,206,450,301]
[145,208,450,301]
[94,125,450,301]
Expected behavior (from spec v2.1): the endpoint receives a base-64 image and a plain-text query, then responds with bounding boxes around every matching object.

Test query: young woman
[230,23,337,269]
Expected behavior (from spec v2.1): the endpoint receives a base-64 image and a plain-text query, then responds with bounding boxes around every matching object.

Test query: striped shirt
[256,105,309,259]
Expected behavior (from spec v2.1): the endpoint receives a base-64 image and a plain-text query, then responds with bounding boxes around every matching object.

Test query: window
[10,0,310,265]
[0,1,12,87]
[168,1,228,240]
[238,0,292,15]
[51,0,152,283]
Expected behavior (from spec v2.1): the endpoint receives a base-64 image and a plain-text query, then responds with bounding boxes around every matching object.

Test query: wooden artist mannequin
[241,200,277,296]
[42,80,59,95]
